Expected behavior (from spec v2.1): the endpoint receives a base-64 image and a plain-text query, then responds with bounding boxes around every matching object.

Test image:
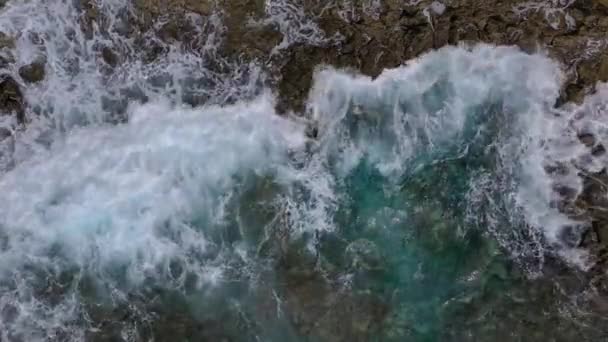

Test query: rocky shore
[112,0,608,274]
[2,0,608,341]
[131,0,608,111]
[3,1,607,115]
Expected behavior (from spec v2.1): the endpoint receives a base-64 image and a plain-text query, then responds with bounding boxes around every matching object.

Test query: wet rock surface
[209,0,608,112]
[0,74,23,123]
[68,0,606,115]
[107,0,608,263]
[5,0,608,116]
[18,60,45,83]
[146,0,608,337]
[2,0,608,340]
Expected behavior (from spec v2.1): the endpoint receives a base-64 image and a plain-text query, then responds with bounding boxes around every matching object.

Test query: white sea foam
[312,0,384,24]
[309,45,561,174]
[248,0,342,53]
[513,0,577,30]
[305,44,599,271]
[0,0,264,171]
[0,94,306,339]
[1,0,607,337]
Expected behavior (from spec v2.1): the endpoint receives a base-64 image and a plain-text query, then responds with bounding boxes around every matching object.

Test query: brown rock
[0,31,13,49]
[0,75,24,123]
[578,132,596,147]
[0,33,14,69]
[595,0,608,8]
[18,60,45,83]
[433,16,452,48]
[600,55,608,82]
[79,0,99,39]
[595,221,608,244]
[184,0,214,15]
[592,144,606,156]
[135,0,214,16]
[101,46,119,67]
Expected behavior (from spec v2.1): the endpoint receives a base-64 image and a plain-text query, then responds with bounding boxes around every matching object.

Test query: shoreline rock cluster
[133,0,608,274]
[1,0,608,340]
[2,1,608,114]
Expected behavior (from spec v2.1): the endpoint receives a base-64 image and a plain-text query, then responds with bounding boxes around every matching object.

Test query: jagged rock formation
[1,1,608,340]
[2,0,608,114]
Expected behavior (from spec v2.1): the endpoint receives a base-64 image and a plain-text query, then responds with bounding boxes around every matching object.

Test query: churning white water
[1,0,608,340]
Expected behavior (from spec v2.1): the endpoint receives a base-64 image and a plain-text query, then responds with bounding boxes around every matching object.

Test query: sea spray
[0,1,606,335]
[0,95,307,339]
[0,0,264,171]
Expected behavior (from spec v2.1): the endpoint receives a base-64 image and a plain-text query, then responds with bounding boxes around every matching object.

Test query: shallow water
[1,1,608,341]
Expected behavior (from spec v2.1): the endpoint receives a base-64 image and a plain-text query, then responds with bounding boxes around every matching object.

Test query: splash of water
[513,0,577,30]
[0,95,308,339]
[0,0,264,170]
[248,0,342,53]
[1,0,608,340]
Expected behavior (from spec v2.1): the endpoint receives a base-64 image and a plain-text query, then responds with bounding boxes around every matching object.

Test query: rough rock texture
[118,2,608,338]
[0,74,24,123]
[205,0,608,112]
[2,0,608,339]
[18,60,45,83]
[5,0,606,115]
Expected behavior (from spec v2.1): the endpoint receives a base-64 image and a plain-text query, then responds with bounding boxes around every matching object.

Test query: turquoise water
[1,44,606,341]
[300,84,511,340]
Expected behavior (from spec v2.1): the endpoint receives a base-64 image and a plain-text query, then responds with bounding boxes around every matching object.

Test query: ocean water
[0,0,607,341]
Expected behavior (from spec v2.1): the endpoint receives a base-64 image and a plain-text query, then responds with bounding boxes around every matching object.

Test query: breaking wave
[0,0,607,340]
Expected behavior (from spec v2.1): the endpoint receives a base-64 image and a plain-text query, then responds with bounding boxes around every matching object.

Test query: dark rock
[280,260,388,341]
[123,0,608,114]
[592,144,606,156]
[0,32,14,68]
[0,31,13,49]
[544,162,570,176]
[0,56,9,69]
[595,0,608,8]
[0,74,24,123]
[578,132,596,147]
[305,122,318,139]
[559,224,587,247]
[19,0,608,337]
[101,46,118,67]
[312,292,388,342]
[135,0,214,17]
[600,54,608,82]
[78,0,99,40]
[18,60,45,83]
[594,221,608,244]
[553,184,579,201]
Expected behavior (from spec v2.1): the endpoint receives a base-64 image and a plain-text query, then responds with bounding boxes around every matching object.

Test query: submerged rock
[18,60,45,83]
[100,46,118,67]
[279,257,388,341]
[0,31,13,49]
[345,239,383,271]
[596,0,608,8]
[2,0,608,340]
[117,0,608,114]
[0,32,14,70]
[0,74,24,123]
[118,0,608,336]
